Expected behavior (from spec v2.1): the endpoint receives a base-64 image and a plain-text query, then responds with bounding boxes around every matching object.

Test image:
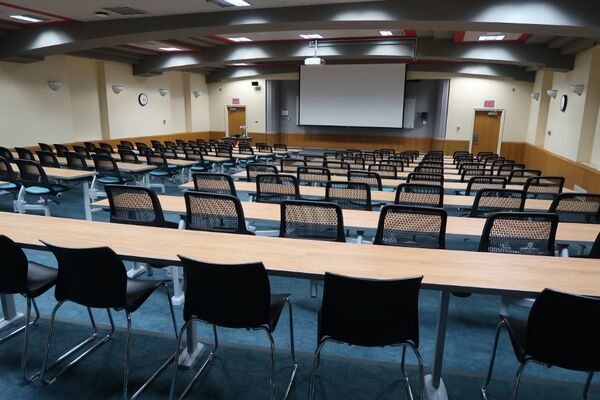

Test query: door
[472,111,501,154]
[227,107,246,136]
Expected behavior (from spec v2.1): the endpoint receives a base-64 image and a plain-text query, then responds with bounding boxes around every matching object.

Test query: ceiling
[0,0,598,81]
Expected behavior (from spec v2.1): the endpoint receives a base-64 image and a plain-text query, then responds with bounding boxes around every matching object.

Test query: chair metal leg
[400,346,414,400]
[0,296,39,345]
[583,372,593,400]
[284,300,298,400]
[513,360,529,400]
[481,320,505,400]
[308,338,328,400]
[20,297,42,382]
[123,313,132,400]
[264,329,277,400]
[405,342,425,400]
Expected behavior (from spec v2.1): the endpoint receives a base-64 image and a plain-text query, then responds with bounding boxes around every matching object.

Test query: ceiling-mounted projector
[304,56,325,66]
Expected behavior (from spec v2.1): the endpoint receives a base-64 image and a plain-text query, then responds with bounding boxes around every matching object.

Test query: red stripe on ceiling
[206,34,236,44]
[0,1,78,22]
[404,29,417,37]
[454,31,465,43]
[518,33,532,42]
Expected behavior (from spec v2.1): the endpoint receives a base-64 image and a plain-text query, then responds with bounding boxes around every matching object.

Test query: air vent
[102,6,147,15]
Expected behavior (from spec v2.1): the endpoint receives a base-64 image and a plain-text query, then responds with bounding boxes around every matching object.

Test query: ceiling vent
[102,6,148,16]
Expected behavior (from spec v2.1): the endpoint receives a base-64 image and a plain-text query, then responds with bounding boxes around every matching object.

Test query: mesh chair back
[161,148,179,159]
[119,141,133,149]
[54,144,69,157]
[274,143,288,151]
[216,147,233,159]
[146,151,168,167]
[184,191,252,234]
[94,148,111,156]
[43,243,127,308]
[99,143,114,153]
[15,160,50,188]
[369,164,397,178]
[0,156,17,183]
[414,165,443,174]
[83,142,97,152]
[135,142,149,153]
[15,148,35,161]
[478,212,558,255]
[324,152,343,160]
[280,158,306,173]
[381,158,405,171]
[92,154,120,177]
[238,144,254,154]
[38,143,54,153]
[118,149,140,163]
[179,257,271,327]
[461,168,489,182]
[65,152,89,170]
[342,156,366,170]
[465,176,507,195]
[280,200,345,242]
[304,155,326,164]
[297,166,331,185]
[164,140,177,148]
[395,183,443,207]
[246,163,277,182]
[348,170,382,191]
[324,161,350,171]
[526,289,600,372]
[320,273,422,346]
[496,163,516,176]
[374,205,447,249]
[524,176,565,197]
[549,193,600,223]
[73,145,90,159]
[257,144,273,152]
[193,172,237,196]
[453,151,470,158]
[325,181,372,211]
[0,146,13,161]
[256,174,300,203]
[491,160,514,173]
[0,235,29,294]
[36,151,60,168]
[105,185,166,227]
[407,172,443,186]
[470,189,526,218]
[459,162,485,173]
[477,151,494,160]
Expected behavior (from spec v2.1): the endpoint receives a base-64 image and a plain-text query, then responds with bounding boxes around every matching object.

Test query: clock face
[138,93,148,106]
[560,94,568,112]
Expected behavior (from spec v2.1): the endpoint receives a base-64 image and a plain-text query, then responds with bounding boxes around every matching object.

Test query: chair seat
[150,170,170,176]
[0,182,17,190]
[191,165,209,172]
[124,278,165,313]
[98,176,121,184]
[268,293,289,331]
[500,315,528,362]
[25,185,68,195]
[26,262,58,298]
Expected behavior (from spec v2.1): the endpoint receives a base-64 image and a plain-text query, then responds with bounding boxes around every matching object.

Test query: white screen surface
[299,64,406,128]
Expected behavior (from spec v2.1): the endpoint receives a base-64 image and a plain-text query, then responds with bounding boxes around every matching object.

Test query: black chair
[99,143,115,154]
[92,154,132,185]
[256,174,300,203]
[548,193,600,223]
[414,165,443,175]
[280,200,345,242]
[481,289,600,400]
[38,143,54,154]
[280,158,306,173]
[246,163,278,182]
[65,151,91,170]
[15,147,35,161]
[73,145,91,159]
[184,191,253,234]
[524,176,565,198]
[118,148,141,164]
[348,170,382,191]
[508,169,542,184]
[40,242,177,399]
[0,156,20,201]
[406,172,443,186]
[0,235,57,382]
[94,148,112,156]
[325,181,372,211]
[309,273,424,400]
[478,212,559,255]
[374,205,447,249]
[470,189,526,218]
[297,166,331,186]
[120,140,134,149]
[14,160,69,215]
[105,185,177,228]
[53,144,69,157]
[395,183,444,207]
[465,176,507,196]
[0,146,14,161]
[192,172,237,196]
[496,163,516,177]
[369,163,398,179]
[83,141,97,153]
[324,161,350,172]
[460,168,489,183]
[343,156,366,170]
[146,151,178,192]
[170,257,297,399]
[184,149,211,173]
[381,158,404,171]
[36,150,60,168]
[274,143,288,151]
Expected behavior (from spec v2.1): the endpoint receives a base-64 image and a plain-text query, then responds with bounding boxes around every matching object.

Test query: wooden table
[1,211,599,399]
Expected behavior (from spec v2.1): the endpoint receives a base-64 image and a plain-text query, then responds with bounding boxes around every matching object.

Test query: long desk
[91,196,599,243]
[2,212,600,400]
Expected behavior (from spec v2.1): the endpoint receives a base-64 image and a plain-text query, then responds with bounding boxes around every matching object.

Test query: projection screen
[299,64,407,128]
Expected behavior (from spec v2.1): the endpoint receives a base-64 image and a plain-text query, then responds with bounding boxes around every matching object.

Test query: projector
[304,57,325,66]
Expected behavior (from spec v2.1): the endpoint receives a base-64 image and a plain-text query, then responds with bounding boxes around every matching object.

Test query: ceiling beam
[0,0,599,62]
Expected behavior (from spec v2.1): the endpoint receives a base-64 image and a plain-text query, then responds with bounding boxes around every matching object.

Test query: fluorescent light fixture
[223,0,251,5]
[478,33,506,41]
[158,46,184,52]
[230,63,249,66]
[228,37,252,42]
[299,34,323,39]
[9,14,44,23]
[379,30,394,36]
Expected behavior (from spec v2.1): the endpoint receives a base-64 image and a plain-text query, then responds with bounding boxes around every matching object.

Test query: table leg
[82,182,92,221]
[0,294,24,330]
[424,290,450,400]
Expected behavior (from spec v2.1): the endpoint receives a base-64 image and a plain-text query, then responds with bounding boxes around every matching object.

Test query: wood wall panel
[442,140,470,156]
[66,131,211,149]
[279,133,433,152]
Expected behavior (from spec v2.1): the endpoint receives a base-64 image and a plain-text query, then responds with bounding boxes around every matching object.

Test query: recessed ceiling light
[228,37,252,42]
[299,34,323,39]
[478,33,506,41]
[230,63,249,66]
[379,31,394,36]
[158,47,184,52]
[207,0,251,7]
[9,14,45,23]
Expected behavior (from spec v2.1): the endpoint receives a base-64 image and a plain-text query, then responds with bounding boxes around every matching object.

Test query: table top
[91,195,598,242]
[3,212,599,297]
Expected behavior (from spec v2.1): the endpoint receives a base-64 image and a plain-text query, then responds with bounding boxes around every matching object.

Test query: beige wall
[526,70,553,145]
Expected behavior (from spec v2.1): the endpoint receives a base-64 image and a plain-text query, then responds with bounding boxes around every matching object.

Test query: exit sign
[484,100,495,108]
[232,98,240,105]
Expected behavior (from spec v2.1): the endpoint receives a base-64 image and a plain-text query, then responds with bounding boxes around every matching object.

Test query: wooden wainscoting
[66,131,211,149]
[501,141,600,192]
[432,139,470,155]
[278,133,433,152]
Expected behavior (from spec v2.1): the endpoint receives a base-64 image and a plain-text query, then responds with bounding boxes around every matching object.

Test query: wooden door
[472,111,501,154]
[227,107,246,136]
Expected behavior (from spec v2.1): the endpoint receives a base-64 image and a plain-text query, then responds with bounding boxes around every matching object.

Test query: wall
[525,70,553,145]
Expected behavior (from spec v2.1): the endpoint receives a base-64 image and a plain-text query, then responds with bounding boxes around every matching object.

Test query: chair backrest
[43,242,127,309]
[395,183,444,207]
[348,170,382,191]
[120,140,134,149]
[470,189,526,218]
[280,158,306,173]
[184,191,252,234]
[319,273,422,346]
[0,235,29,294]
[526,289,600,372]
[36,150,60,168]
[374,205,447,249]
[38,143,54,153]
[324,161,350,171]
[256,174,300,203]
[146,151,168,167]
[257,143,272,152]
[0,146,13,161]
[83,142,97,152]
[15,147,35,161]
[303,155,325,164]
[280,200,345,242]
[414,165,443,174]
[380,158,404,171]
[164,140,177,148]
[325,181,372,211]
[92,154,120,176]
[453,151,470,158]
[179,256,271,327]
[324,151,343,160]
[342,156,366,170]
[118,149,140,164]
[135,142,149,152]
[0,156,17,183]
[15,160,50,188]
[465,176,507,195]
[184,149,204,162]
[461,168,489,182]
[524,176,565,197]
[53,144,69,157]
[99,143,114,153]
[458,162,485,173]
[406,172,443,186]
[478,212,558,255]
[238,143,254,154]
[274,143,287,151]
[193,172,237,196]
[246,163,278,182]
[369,164,397,178]
[161,147,179,159]
[216,146,232,159]
[105,185,167,227]
[297,166,331,185]
[65,152,89,170]
[94,148,111,156]
[549,193,600,223]
[496,163,516,176]
[73,145,91,159]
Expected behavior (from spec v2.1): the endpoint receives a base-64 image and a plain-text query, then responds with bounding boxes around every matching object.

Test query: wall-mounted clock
[560,94,568,112]
[138,93,148,107]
